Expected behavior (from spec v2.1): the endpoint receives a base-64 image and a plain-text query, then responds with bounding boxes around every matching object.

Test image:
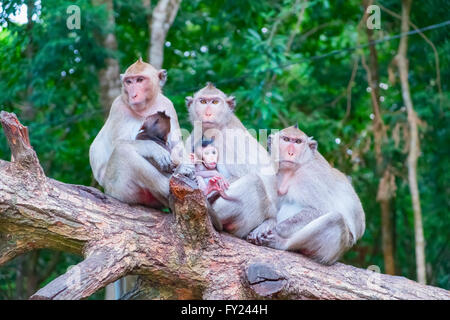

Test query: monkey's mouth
[202,120,216,127]
[279,159,296,164]
[279,160,298,168]
[204,162,217,169]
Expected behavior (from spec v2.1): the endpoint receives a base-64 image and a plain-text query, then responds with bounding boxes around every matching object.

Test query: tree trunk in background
[97,0,121,114]
[362,0,396,276]
[21,0,35,120]
[394,0,426,284]
[147,0,182,69]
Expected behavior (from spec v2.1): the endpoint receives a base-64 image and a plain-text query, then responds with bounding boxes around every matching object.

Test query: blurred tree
[362,0,396,275]
[390,0,426,284]
[96,0,121,114]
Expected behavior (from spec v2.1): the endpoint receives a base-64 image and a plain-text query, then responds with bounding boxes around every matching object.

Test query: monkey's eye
[212,150,216,154]
[295,139,302,144]
[200,99,207,104]
[283,136,290,142]
[212,99,219,104]
[125,79,132,85]
[137,77,144,83]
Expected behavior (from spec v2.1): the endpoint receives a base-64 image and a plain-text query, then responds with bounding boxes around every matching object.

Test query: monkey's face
[202,145,219,170]
[123,75,152,110]
[193,95,232,129]
[137,112,171,143]
[186,84,236,130]
[276,127,317,169]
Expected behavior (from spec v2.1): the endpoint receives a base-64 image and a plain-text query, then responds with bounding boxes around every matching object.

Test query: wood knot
[246,262,287,297]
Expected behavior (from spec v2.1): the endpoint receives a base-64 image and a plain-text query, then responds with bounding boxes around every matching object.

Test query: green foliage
[0,0,448,298]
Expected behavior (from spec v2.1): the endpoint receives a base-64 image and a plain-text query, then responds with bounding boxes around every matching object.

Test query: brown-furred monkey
[89,58,191,209]
[247,126,365,265]
[185,83,278,238]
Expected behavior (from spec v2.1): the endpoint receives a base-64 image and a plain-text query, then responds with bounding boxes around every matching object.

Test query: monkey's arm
[117,139,173,173]
[195,170,221,178]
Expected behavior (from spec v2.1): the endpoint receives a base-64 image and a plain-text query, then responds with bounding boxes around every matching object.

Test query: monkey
[192,137,235,201]
[135,111,173,177]
[136,111,171,149]
[90,59,194,300]
[185,83,278,238]
[89,58,193,209]
[246,125,366,265]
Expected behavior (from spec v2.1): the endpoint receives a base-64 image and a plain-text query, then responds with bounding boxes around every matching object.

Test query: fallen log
[0,111,448,300]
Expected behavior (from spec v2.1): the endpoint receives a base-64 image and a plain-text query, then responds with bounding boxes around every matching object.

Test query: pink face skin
[195,96,223,127]
[124,76,151,108]
[202,145,219,170]
[278,134,304,170]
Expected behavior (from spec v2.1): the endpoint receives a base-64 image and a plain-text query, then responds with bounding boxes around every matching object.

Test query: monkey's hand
[175,163,196,180]
[205,177,222,195]
[150,149,173,173]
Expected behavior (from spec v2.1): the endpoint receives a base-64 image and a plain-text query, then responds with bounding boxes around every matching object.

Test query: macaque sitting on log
[89,58,191,209]
[192,137,235,201]
[247,126,366,265]
[185,83,278,238]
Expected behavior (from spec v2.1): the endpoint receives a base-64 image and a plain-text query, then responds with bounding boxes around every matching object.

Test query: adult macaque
[193,138,234,201]
[185,83,278,238]
[247,126,365,265]
[90,58,190,208]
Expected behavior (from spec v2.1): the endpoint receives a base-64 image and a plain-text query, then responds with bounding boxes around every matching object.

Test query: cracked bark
[0,111,448,300]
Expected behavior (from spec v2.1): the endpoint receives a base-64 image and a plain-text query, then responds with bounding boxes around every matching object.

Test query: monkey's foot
[247,230,267,246]
[257,230,287,250]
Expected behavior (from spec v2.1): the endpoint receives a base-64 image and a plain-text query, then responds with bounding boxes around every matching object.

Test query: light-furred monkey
[185,83,278,238]
[247,125,365,265]
[89,58,191,209]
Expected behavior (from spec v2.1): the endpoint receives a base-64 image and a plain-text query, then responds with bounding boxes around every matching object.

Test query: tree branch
[0,111,449,299]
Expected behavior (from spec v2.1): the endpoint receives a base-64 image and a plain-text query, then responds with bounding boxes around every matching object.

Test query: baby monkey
[192,138,235,201]
[136,111,171,151]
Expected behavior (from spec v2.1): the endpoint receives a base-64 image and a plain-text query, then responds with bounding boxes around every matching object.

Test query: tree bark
[147,0,182,69]
[97,0,121,114]
[0,111,448,300]
[391,0,426,284]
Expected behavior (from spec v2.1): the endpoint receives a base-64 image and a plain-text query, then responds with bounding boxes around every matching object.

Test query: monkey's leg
[104,142,170,207]
[212,173,276,238]
[275,207,323,238]
[261,212,351,265]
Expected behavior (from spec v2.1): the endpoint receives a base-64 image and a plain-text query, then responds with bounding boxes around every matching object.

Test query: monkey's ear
[226,96,236,110]
[120,73,125,82]
[158,69,167,87]
[185,96,194,108]
[308,137,318,151]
